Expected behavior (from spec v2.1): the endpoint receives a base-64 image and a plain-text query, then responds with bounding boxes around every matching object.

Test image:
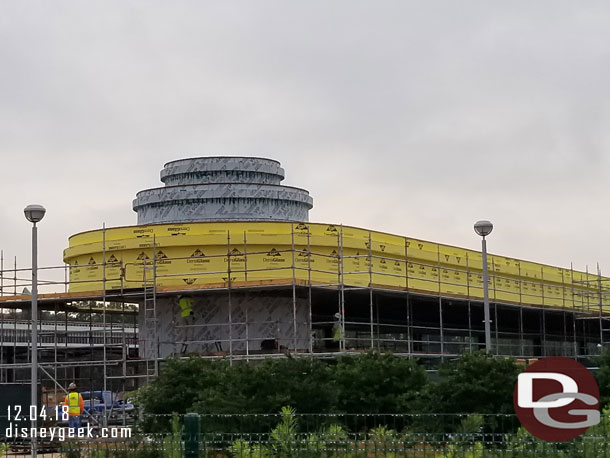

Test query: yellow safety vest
[332,323,344,341]
[179,296,194,318]
[68,392,81,415]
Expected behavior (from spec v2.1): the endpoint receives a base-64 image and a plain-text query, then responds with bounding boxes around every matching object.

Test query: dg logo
[513,356,600,442]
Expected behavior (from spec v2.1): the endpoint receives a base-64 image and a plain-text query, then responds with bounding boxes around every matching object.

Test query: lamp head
[474,220,493,237]
[24,204,46,223]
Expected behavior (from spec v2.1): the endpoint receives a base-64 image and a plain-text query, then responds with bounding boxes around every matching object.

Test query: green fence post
[184,413,200,458]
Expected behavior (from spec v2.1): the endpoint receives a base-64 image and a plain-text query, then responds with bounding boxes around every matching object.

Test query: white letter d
[518,372,578,408]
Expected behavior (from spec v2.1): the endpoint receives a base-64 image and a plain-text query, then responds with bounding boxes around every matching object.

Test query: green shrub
[332,352,427,415]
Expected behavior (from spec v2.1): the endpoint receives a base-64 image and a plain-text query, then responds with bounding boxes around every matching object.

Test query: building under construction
[1,156,609,395]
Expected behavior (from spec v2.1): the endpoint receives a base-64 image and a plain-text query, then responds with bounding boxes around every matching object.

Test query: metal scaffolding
[0,224,609,416]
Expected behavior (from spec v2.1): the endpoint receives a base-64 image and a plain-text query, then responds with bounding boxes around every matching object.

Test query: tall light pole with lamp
[24,204,46,458]
[474,220,493,353]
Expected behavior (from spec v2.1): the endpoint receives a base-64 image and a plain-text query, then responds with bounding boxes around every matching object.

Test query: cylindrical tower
[133,156,313,225]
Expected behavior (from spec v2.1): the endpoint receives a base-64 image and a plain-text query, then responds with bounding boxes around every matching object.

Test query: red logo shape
[513,357,600,442]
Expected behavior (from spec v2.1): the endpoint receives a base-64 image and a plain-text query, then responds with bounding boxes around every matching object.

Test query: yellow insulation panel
[63,222,607,312]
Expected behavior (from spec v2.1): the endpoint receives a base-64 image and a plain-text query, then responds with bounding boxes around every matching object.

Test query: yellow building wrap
[62,221,608,313]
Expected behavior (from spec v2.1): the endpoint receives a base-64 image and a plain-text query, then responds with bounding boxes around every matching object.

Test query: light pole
[474,220,493,354]
[24,204,46,458]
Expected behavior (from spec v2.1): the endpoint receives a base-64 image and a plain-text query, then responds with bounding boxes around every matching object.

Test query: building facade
[61,156,610,364]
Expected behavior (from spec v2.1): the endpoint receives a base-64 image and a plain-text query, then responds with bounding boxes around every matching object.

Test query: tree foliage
[135,357,225,417]
[192,355,338,415]
[595,347,610,407]
[135,351,520,433]
[423,351,520,415]
[333,352,427,414]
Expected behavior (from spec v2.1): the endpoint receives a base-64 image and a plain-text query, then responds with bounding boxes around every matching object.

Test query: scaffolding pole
[291,225,298,352]
[1,250,3,381]
[142,236,158,381]
[571,263,578,356]
[404,239,412,356]
[436,244,444,357]
[307,227,313,354]
[53,301,58,398]
[244,231,249,358]
[518,261,524,357]
[102,223,107,425]
[121,254,127,411]
[584,265,590,352]
[227,231,233,363]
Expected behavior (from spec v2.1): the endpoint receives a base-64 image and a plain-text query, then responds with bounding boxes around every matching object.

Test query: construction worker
[332,312,345,351]
[178,295,194,318]
[63,382,84,430]
[178,296,195,354]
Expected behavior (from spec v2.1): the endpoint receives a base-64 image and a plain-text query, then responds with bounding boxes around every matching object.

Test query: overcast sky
[1,1,610,288]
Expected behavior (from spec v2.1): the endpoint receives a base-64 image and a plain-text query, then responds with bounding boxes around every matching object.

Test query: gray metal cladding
[133,156,313,224]
[161,156,285,185]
